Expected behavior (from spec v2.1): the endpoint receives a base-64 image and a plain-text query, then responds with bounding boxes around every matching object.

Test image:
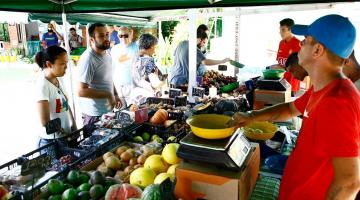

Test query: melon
[105,184,142,200]
[130,167,156,189]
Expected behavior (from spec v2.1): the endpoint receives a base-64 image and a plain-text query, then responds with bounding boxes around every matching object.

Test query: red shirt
[279,79,360,200]
[277,36,301,92]
[284,71,300,92]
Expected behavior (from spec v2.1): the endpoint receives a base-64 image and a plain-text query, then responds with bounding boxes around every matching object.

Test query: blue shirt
[110,31,120,45]
[42,32,59,47]
[169,40,206,86]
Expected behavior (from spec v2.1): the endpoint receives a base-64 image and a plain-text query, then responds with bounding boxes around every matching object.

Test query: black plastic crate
[0,141,86,200]
[128,122,189,145]
[69,132,128,169]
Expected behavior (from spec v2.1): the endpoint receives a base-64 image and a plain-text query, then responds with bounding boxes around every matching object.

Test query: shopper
[131,33,164,105]
[35,46,76,147]
[343,51,360,91]
[42,23,63,48]
[284,52,308,81]
[275,18,301,96]
[170,30,230,87]
[229,14,360,200]
[77,23,122,127]
[68,27,83,51]
[111,27,139,106]
[109,25,120,47]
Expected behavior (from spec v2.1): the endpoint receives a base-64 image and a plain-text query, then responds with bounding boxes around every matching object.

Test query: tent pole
[61,4,76,121]
[187,9,197,103]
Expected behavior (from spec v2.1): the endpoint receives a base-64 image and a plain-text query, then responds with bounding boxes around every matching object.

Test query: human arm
[37,100,51,127]
[78,82,116,108]
[229,102,301,127]
[68,107,77,131]
[49,24,63,41]
[326,157,360,200]
[113,85,124,109]
[202,57,230,66]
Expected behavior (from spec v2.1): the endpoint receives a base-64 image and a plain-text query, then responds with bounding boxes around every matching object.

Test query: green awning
[29,13,155,27]
[0,0,349,13]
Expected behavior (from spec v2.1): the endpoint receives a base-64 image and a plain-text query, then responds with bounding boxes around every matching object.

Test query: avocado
[89,184,104,200]
[77,191,91,200]
[90,171,106,185]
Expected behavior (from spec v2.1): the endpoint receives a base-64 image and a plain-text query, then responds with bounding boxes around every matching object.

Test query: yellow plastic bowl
[244,121,278,140]
[186,114,235,139]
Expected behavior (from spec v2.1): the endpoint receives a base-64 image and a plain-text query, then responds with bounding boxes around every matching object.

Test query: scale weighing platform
[257,78,290,91]
[177,128,252,171]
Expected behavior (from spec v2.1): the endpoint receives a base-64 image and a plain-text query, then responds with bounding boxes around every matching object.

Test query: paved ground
[0,62,82,164]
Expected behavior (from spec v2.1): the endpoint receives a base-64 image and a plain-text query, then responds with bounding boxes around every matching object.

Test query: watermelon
[141,184,161,200]
[105,184,142,200]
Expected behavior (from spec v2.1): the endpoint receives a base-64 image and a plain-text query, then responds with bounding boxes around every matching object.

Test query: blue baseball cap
[292,14,356,59]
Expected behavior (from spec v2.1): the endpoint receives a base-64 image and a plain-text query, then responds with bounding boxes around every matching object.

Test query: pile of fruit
[201,70,237,90]
[39,170,142,200]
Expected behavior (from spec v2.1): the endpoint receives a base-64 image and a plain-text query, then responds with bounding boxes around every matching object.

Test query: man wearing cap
[229,14,360,199]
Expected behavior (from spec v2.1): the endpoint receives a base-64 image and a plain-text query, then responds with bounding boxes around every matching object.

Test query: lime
[67,170,80,185]
[62,188,77,200]
[47,179,65,195]
[77,183,92,192]
[142,132,151,142]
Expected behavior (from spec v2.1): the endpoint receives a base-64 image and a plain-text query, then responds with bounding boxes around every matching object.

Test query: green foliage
[160,21,179,41]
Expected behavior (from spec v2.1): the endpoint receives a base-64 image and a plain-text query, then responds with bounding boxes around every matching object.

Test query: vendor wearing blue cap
[229,14,360,200]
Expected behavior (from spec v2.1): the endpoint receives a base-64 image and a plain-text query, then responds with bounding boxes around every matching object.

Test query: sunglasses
[119,34,129,38]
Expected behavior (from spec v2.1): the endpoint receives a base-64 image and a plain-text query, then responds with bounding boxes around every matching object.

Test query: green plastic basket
[262,69,285,80]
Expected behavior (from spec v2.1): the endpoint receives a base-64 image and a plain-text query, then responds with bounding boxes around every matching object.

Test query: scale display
[227,130,251,168]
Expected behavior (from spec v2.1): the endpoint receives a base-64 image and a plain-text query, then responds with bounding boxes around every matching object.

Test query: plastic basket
[128,122,189,144]
[146,97,175,105]
[0,141,86,199]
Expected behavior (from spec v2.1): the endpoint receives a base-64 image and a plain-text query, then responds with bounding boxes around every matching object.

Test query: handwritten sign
[169,88,182,98]
[21,154,51,176]
[192,87,205,98]
[115,111,133,124]
[175,96,187,107]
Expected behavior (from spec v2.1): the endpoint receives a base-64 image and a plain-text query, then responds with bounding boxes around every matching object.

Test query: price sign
[169,88,182,98]
[21,154,51,176]
[175,96,187,107]
[115,111,133,124]
[192,87,205,98]
[135,108,148,124]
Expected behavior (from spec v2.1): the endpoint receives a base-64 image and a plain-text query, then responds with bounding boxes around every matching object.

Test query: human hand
[222,57,231,63]
[226,112,254,128]
[119,54,130,62]
[114,95,124,109]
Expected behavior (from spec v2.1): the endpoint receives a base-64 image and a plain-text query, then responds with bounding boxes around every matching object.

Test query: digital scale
[177,128,252,171]
[257,78,291,91]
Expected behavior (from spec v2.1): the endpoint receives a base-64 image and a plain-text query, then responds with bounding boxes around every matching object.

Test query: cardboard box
[254,88,291,109]
[175,143,260,200]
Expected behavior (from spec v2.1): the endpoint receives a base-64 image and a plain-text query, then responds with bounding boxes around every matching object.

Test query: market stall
[0,1,357,200]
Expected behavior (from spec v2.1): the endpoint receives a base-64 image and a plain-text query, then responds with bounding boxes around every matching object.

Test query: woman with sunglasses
[110,26,139,107]
[35,46,76,147]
